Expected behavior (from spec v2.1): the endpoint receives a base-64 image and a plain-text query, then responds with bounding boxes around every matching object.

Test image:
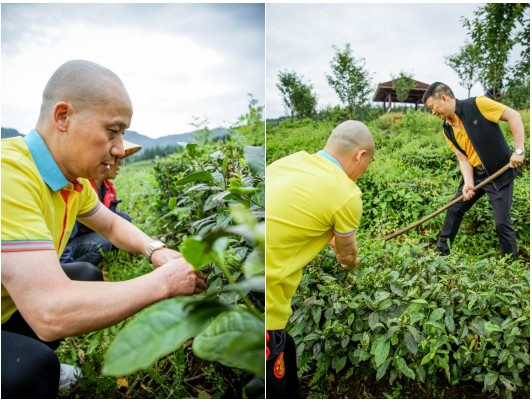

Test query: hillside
[1,127,229,154]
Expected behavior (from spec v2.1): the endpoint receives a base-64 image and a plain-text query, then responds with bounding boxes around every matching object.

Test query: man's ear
[53,102,71,132]
[353,149,366,163]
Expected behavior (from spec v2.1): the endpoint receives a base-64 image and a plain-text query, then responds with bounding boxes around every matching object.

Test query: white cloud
[1,3,265,138]
[266,3,488,118]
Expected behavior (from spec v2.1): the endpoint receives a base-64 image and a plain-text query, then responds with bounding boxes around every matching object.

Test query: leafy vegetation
[267,110,530,398]
[454,3,530,106]
[326,43,373,119]
[57,106,265,398]
[277,70,318,120]
[391,70,416,103]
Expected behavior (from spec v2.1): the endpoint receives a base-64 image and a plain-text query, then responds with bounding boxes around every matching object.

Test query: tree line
[277,3,530,122]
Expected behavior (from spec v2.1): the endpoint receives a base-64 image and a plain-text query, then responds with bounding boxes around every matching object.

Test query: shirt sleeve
[332,192,362,237]
[476,96,506,123]
[77,178,100,217]
[1,158,55,252]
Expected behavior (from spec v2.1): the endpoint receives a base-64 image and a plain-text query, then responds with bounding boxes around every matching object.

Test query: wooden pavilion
[372,80,430,112]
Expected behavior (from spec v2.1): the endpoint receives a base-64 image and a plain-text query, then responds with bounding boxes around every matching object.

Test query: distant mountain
[1,127,229,154]
[1,127,24,138]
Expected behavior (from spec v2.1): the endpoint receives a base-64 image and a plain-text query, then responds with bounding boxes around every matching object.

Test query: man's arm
[330,232,359,270]
[455,149,475,201]
[500,107,525,168]
[1,249,205,342]
[78,204,179,266]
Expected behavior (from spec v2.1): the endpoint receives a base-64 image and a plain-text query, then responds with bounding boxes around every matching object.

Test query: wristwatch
[145,240,166,262]
[515,148,525,156]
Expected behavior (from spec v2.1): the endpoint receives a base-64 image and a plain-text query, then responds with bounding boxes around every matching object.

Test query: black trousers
[1,262,103,398]
[436,169,518,260]
[266,330,301,399]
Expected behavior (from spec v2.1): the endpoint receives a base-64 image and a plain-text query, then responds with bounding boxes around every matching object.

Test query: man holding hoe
[423,82,525,260]
[265,120,375,398]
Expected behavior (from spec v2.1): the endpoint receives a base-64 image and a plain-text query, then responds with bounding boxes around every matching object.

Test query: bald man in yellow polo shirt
[265,120,375,398]
[1,60,207,398]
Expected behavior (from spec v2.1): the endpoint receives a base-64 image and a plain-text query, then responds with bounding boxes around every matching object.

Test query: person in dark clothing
[60,140,141,266]
[422,82,525,259]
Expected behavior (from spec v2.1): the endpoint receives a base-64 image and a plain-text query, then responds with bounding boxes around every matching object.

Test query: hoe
[383,163,513,241]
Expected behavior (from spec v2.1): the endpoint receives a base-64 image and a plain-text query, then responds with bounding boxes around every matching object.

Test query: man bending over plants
[265,120,374,398]
[423,82,525,260]
[1,60,207,398]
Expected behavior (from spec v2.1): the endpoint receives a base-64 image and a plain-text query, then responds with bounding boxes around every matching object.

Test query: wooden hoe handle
[383,163,513,241]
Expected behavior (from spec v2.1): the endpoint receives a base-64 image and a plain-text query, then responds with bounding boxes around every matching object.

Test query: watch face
[516,149,524,155]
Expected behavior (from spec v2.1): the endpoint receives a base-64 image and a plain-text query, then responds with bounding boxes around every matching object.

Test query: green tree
[326,43,373,119]
[462,3,530,100]
[391,70,416,104]
[444,42,481,97]
[276,70,318,120]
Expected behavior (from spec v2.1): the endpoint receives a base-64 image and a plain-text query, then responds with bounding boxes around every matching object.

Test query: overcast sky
[1,3,265,138]
[266,3,491,118]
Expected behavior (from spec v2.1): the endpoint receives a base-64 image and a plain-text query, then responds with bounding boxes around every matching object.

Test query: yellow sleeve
[77,178,100,217]
[332,192,362,236]
[476,96,506,123]
[1,157,54,250]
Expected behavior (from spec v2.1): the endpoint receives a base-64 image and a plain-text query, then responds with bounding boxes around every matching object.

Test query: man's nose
[111,136,125,158]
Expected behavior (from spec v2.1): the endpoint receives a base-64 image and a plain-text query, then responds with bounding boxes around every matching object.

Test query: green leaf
[179,237,216,270]
[484,372,498,388]
[376,357,392,381]
[168,197,177,209]
[185,142,197,156]
[347,313,355,327]
[444,313,455,333]
[243,145,265,176]
[409,312,425,324]
[374,290,391,303]
[228,185,258,195]
[175,171,214,186]
[372,336,390,367]
[102,298,229,376]
[403,332,418,355]
[312,306,322,325]
[429,308,445,322]
[396,357,416,379]
[193,310,265,377]
[484,321,503,336]
[220,276,265,294]
[243,248,264,277]
[368,312,381,330]
[332,355,347,372]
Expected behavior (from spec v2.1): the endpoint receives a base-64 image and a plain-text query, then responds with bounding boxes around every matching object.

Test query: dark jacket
[443,97,519,190]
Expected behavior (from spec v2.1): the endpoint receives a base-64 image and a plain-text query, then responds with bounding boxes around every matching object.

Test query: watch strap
[145,240,166,262]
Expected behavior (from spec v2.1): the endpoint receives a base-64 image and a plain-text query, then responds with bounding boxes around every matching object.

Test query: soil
[299,365,530,399]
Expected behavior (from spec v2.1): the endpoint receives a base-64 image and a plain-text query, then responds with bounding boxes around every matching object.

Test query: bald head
[38,60,131,124]
[325,120,375,158]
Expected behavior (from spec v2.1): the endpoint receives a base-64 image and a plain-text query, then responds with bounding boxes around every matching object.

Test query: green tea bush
[269,110,530,398]
[102,141,265,397]
[290,243,530,398]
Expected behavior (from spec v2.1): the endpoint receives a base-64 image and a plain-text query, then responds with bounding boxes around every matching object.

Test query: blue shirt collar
[316,150,343,170]
[24,129,69,191]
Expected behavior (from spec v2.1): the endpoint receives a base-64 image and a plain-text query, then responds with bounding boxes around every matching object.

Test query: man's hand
[158,257,208,296]
[150,247,183,268]
[462,183,475,201]
[341,257,360,270]
[509,152,525,169]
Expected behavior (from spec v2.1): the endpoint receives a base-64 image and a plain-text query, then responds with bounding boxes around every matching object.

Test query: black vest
[443,97,519,190]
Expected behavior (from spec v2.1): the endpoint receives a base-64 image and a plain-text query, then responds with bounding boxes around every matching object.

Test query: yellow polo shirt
[266,151,362,330]
[1,130,100,323]
[444,96,506,167]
